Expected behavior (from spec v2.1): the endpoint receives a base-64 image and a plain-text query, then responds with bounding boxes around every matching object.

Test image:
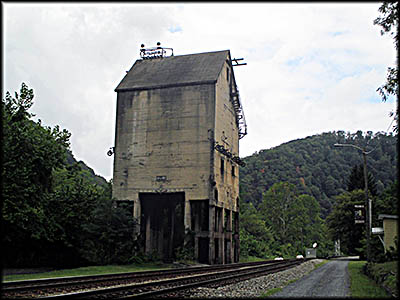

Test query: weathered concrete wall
[113,84,215,220]
[213,58,240,213]
[112,52,241,264]
[206,56,240,264]
[383,218,398,252]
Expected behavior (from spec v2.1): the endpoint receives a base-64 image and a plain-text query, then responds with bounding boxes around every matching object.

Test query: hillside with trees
[239,131,397,218]
[65,150,108,187]
[2,83,137,268]
[3,83,397,267]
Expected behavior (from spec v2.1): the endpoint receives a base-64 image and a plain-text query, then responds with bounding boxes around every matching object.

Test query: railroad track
[2,259,308,299]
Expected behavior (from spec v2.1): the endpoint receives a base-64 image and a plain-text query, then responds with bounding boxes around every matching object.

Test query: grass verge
[239,256,270,263]
[262,287,282,296]
[348,261,391,298]
[2,263,172,282]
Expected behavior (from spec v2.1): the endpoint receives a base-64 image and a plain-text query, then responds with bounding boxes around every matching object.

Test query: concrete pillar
[234,211,240,262]
[209,205,215,264]
[184,199,191,230]
[145,214,151,254]
[221,208,225,264]
[169,206,175,259]
[227,209,232,232]
[194,204,200,232]
[133,193,141,236]
[194,235,199,260]
[225,209,232,263]
[158,221,163,256]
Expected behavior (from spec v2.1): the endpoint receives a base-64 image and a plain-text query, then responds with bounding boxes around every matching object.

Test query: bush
[363,261,398,297]
[128,250,161,264]
[175,245,195,261]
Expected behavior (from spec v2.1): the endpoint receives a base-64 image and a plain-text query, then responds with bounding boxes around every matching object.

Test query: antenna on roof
[140,42,174,60]
[232,58,247,66]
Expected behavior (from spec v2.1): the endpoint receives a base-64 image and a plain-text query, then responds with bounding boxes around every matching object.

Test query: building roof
[115,50,230,92]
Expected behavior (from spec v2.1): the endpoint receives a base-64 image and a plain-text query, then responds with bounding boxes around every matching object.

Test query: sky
[3,2,397,181]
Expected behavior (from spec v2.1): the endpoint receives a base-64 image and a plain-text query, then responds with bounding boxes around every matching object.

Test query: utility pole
[334,143,372,262]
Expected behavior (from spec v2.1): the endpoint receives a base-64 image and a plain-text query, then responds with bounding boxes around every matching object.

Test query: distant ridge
[65,150,108,187]
[239,130,397,218]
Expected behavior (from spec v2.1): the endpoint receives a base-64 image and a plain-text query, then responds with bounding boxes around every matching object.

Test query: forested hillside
[239,131,397,218]
[3,83,136,268]
[66,150,108,187]
[3,83,397,265]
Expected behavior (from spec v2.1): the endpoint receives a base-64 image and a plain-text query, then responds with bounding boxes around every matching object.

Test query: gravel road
[187,259,325,298]
[270,260,350,298]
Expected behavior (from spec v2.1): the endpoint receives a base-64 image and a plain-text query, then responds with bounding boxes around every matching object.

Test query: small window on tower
[226,67,230,82]
[220,158,225,176]
[231,165,235,177]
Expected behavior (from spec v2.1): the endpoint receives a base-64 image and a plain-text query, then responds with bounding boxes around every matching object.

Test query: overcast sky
[3,2,397,181]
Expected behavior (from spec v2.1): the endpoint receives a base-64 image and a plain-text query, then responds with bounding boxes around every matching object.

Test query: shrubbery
[2,83,138,267]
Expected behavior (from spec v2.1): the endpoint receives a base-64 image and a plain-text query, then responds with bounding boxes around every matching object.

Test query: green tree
[347,164,377,196]
[258,182,325,256]
[2,82,139,267]
[373,181,398,219]
[326,190,366,257]
[2,83,71,266]
[80,196,138,265]
[297,194,324,250]
[239,198,274,258]
[44,163,107,266]
[259,182,297,245]
[374,1,398,131]
[240,131,397,219]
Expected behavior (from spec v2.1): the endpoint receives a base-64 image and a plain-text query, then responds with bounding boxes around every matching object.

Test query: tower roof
[115,50,230,92]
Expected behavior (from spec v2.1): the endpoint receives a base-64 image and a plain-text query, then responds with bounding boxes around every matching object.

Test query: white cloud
[3,3,397,180]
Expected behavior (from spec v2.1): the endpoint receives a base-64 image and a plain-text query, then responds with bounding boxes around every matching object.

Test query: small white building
[305,248,316,258]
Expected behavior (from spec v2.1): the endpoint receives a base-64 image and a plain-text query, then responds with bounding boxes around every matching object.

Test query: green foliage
[173,229,196,262]
[3,83,397,267]
[3,264,172,282]
[239,181,330,259]
[239,198,274,258]
[240,131,397,218]
[374,1,398,132]
[347,164,377,196]
[326,190,366,256]
[327,179,397,261]
[80,198,138,265]
[374,1,399,45]
[2,83,137,268]
[373,181,398,219]
[370,181,398,262]
[349,261,391,298]
[239,130,396,260]
[2,83,72,266]
[66,150,108,187]
[259,182,297,245]
[174,245,195,262]
[363,260,398,297]
[259,182,326,257]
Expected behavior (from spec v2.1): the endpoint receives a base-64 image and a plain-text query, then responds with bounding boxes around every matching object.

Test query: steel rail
[2,259,282,293]
[123,259,304,299]
[36,259,306,299]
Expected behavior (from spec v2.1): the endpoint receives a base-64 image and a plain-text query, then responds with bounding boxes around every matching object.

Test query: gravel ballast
[187,259,325,298]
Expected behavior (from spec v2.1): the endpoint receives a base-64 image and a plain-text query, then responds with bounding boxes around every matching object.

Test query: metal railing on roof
[140,42,173,60]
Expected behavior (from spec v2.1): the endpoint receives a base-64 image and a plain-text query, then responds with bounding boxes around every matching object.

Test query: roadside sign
[354,204,365,224]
